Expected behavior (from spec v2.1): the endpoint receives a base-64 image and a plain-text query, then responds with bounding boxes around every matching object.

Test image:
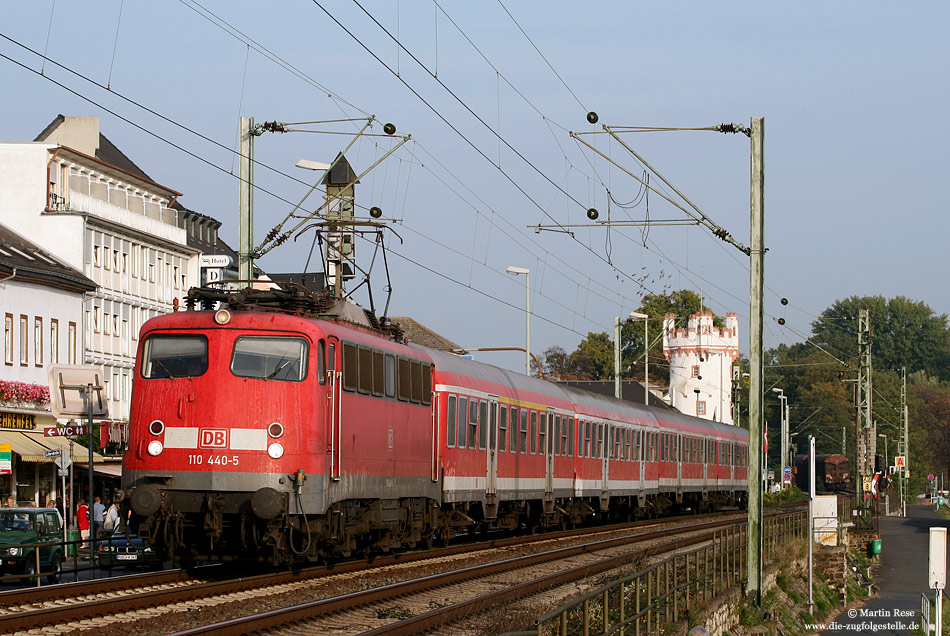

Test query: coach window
[457,397,468,448]
[468,399,478,449]
[342,343,358,391]
[520,409,528,453]
[447,396,457,447]
[552,415,560,457]
[397,357,411,401]
[584,421,592,458]
[510,408,519,453]
[478,401,488,450]
[372,351,385,396]
[358,347,373,394]
[597,423,604,458]
[384,354,396,398]
[142,334,208,378]
[538,413,546,456]
[566,417,574,457]
[499,406,508,452]
[528,412,537,454]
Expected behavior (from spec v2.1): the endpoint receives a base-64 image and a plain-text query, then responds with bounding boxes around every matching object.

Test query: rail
[501,509,806,636]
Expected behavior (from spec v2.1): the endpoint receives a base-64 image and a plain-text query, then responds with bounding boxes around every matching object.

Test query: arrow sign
[43,425,88,437]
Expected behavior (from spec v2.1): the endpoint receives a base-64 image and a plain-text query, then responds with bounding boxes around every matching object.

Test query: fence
[502,510,807,636]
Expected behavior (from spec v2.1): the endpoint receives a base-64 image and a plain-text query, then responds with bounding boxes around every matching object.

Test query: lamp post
[630,312,649,405]
[506,266,530,376]
[771,388,788,489]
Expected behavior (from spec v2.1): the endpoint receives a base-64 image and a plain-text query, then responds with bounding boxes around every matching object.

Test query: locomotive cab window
[232,336,308,382]
[141,334,208,378]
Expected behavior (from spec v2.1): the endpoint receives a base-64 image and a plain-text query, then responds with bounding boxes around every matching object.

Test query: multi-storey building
[0,222,101,506]
[0,115,201,421]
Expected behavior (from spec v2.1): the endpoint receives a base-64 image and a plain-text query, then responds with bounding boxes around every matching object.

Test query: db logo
[199,429,228,448]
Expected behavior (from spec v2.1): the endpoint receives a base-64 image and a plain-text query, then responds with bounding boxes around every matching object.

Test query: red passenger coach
[121,286,748,566]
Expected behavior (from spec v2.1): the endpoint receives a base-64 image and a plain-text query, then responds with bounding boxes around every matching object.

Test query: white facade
[0,117,201,421]
[2,280,84,376]
[662,312,740,424]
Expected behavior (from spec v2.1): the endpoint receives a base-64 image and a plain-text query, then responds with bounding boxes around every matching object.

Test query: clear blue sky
[2,1,948,374]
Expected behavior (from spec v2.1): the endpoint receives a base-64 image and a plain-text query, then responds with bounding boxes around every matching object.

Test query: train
[119,285,749,565]
[793,453,850,492]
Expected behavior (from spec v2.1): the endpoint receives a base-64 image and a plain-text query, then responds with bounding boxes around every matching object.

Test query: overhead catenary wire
[318,0,655,296]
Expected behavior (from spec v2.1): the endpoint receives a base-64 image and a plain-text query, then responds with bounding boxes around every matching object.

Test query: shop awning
[0,430,104,463]
[93,463,122,477]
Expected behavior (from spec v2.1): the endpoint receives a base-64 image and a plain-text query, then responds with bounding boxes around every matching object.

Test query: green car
[0,508,64,584]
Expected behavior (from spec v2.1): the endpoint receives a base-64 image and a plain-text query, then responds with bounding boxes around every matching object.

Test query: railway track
[0,510,776,635]
[165,513,766,636]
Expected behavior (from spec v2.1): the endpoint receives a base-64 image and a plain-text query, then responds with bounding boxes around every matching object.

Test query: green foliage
[540,289,724,382]
[764,486,807,507]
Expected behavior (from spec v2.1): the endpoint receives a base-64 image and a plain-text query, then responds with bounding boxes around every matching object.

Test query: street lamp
[771,388,788,488]
[630,312,649,405]
[878,433,888,470]
[506,266,530,376]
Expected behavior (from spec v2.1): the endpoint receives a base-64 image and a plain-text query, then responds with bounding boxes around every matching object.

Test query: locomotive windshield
[231,336,308,382]
[141,335,208,378]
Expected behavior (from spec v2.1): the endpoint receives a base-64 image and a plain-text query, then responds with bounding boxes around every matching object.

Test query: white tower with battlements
[662,312,740,424]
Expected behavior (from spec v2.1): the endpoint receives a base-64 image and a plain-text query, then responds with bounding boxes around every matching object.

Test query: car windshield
[0,512,33,532]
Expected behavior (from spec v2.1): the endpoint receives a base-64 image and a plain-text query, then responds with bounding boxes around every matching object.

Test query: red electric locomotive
[120,285,747,565]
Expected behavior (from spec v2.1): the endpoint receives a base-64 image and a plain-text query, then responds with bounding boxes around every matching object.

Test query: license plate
[116,554,138,561]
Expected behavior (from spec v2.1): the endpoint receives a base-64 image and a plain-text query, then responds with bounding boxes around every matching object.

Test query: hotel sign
[0,412,36,430]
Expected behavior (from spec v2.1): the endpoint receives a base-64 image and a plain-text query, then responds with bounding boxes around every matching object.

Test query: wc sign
[199,429,228,448]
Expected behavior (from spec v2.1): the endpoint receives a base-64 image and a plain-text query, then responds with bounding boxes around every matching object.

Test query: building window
[113,250,120,271]
[68,322,77,364]
[50,320,59,364]
[697,401,706,416]
[19,315,28,365]
[173,266,180,289]
[93,307,101,333]
[122,252,128,273]
[148,264,155,282]
[112,372,119,400]
[4,314,12,365]
[112,315,119,337]
[94,245,101,267]
[691,365,700,378]
[34,317,43,366]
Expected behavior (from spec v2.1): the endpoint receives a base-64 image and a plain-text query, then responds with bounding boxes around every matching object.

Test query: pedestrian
[91,496,105,537]
[688,627,710,636]
[103,500,120,533]
[3,495,14,507]
[76,499,89,551]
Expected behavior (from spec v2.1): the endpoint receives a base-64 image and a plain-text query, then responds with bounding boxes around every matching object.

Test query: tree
[811,295,950,381]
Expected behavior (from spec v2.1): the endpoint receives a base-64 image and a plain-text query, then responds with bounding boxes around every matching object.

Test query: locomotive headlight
[214,309,231,325]
[268,422,284,438]
[147,440,164,456]
[148,420,165,436]
[267,442,284,459]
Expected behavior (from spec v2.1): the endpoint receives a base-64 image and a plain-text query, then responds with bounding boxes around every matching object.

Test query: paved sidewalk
[819,503,948,635]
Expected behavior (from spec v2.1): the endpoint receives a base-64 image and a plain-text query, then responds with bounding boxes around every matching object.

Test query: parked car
[97,529,160,569]
[0,508,64,584]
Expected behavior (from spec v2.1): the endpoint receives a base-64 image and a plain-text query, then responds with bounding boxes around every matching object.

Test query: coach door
[486,397,499,513]
[600,422,610,508]
[326,336,342,480]
[544,409,555,508]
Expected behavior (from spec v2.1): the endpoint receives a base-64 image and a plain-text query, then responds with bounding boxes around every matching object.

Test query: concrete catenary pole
[747,116,765,606]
